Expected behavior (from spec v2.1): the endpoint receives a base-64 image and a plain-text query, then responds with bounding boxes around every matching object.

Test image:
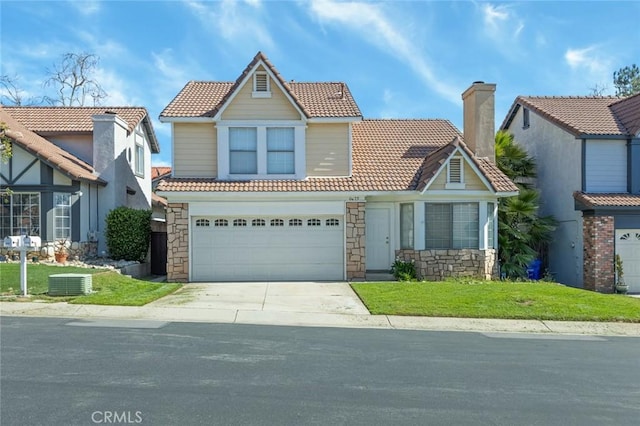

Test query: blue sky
[2,1,639,167]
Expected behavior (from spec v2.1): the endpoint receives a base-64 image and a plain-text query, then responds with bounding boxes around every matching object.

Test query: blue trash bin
[526,259,542,280]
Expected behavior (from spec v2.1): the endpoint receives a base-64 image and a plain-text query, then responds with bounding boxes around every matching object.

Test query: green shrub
[105,207,151,262]
[390,258,417,281]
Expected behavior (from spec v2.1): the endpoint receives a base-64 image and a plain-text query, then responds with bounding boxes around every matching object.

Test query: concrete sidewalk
[2,299,639,336]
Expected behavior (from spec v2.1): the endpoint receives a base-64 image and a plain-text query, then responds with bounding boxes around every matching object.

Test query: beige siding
[222,69,301,120]
[173,123,217,178]
[428,160,489,191]
[306,123,350,176]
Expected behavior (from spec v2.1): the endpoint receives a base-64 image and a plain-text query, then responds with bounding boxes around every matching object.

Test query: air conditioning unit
[48,274,93,296]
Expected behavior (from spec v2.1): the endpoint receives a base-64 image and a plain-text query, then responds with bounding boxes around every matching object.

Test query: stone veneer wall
[346,202,366,280]
[166,203,189,282]
[396,249,497,280]
[583,215,614,293]
[0,241,97,261]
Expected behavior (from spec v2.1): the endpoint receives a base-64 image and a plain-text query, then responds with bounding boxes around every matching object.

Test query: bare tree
[588,83,608,96]
[0,74,44,106]
[43,52,108,106]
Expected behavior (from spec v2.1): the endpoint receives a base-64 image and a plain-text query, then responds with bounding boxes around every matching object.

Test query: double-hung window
[267,128,294,174]
[229,128,258,174]
[425,203,479,249]
[134,133,144,176]
[54,193,71,240]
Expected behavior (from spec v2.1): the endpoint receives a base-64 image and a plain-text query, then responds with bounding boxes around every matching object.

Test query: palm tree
[496,131,557,278]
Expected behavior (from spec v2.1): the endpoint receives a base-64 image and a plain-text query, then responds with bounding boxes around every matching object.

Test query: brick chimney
[462,81,496,162]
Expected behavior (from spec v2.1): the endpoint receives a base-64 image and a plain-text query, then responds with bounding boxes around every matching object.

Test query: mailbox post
[4,235,40,296]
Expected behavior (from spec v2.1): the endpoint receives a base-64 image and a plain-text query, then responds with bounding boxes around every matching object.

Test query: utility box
[48,274,93,296]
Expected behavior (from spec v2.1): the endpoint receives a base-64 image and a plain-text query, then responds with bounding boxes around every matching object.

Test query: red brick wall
[583,215,614,293]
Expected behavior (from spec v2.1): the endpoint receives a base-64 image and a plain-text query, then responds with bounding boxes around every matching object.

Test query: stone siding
[1,241,97,262]
[166,203,189,282]
[396,248,497,281]
[346,202,366,280]
[583,215,614,293]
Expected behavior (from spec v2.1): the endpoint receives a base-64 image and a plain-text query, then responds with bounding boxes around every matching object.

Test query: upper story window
[445,157,465,189]
[522,107,530,129]
[252,72,271,98]
[267,128,295,174]
[229,128,258,174]
[134,132,144,177]
[219,125,304,179]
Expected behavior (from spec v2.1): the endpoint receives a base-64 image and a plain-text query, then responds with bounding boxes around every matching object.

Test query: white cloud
[564,46,613,93]
[184,0,274,51]
[94,67,136,106]
[480,3,525,54]
[308,0,461,105]
[67,0,101,16]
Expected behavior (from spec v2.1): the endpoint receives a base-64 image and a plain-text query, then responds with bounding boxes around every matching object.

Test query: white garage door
[616,230,640,293]
[191,216,344,281]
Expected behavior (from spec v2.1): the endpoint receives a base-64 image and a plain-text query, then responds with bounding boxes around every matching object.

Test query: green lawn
[351,280,640,322]
[0,263,180,306]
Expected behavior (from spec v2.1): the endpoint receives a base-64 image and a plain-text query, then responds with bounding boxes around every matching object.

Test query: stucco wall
[506,107,583,286]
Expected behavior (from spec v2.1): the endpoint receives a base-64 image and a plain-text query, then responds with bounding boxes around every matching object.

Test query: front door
[366,207,391,271]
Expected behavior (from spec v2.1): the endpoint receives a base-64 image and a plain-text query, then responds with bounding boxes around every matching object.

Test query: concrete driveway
[147,282,370,315]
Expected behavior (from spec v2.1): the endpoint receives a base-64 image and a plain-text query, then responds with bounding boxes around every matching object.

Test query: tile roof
[0,106,105,185]
[160,52,362,119]
[157,119,517,194]
[502,93,640,137]
[152,166,171,180]
[574,192,640,208]
[2,106,160,152]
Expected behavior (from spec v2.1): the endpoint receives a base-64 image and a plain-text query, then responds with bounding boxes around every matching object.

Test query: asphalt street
[1,317,639,426]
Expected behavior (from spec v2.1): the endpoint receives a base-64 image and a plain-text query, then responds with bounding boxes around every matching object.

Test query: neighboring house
[157,52,517,283]
[0,106,159,257]
[152,166,171,191]
[501,94,640,293]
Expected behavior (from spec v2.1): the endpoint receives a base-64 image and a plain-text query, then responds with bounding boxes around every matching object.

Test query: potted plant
[615,254,628,294]
[54,238,69,264]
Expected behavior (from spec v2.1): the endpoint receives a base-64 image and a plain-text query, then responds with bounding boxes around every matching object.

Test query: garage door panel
[191,216,344,281]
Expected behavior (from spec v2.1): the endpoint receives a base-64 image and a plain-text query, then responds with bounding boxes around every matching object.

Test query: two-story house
[501,94,640,293]
[157,52,517,283]
[0,106,159,258]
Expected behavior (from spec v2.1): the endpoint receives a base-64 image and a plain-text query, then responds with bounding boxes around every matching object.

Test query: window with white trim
[252,72,271,98]
[0,193,40,238]
[229,128,258,174]
[267,128,295,174]
[196,219,210,227]
[289,219,302,227]
[252,219,266,227]
[270,219,284,227]
[400,203,414,249]
[134,132,144,176]
[233,219,247,227]
[425,203,479,249]
[214,219,228,227]
[487,203,495,249]
[307,218,321,227]
[54,193,71,240]
[326,219,340,227]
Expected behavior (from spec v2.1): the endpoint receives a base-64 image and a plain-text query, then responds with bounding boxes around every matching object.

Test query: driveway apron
[147,282,370,315]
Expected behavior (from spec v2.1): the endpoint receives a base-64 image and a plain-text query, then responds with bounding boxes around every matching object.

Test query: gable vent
[255,73,268,92]
[449,158,462,183]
